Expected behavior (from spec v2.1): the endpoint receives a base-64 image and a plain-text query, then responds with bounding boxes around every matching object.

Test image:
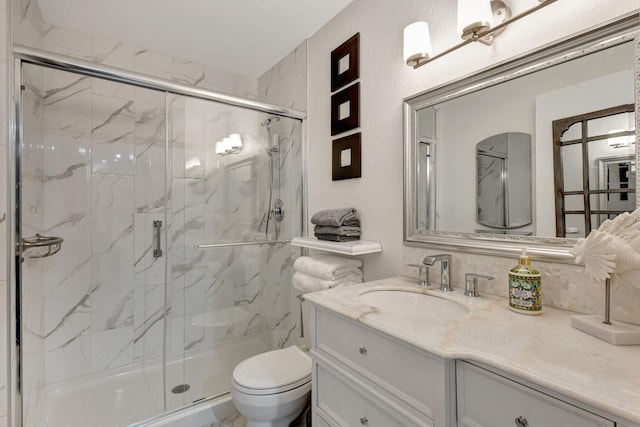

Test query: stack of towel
[292,255,363,293]
[311,207,361,242]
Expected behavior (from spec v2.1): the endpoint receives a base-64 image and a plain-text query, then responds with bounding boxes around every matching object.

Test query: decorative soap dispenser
[508,248,542,315]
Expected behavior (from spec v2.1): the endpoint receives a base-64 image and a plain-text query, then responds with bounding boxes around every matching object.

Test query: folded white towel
[292,271,362,293]
[293,255,363,280]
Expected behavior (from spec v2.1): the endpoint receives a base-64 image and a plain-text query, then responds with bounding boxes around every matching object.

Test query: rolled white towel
[292,271,362,293]
[293,255,363,280]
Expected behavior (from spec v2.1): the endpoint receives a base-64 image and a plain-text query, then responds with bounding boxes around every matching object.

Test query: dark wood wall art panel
[331,82,360,136]
[331,33,360,92]
[332,132,362,181]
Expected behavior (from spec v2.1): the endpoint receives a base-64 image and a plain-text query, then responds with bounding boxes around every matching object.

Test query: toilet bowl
[231,345,311,427]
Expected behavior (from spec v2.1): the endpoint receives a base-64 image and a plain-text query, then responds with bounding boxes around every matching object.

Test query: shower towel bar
[195,240,290,249]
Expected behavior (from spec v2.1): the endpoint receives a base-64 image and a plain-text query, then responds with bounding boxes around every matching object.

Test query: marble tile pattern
[305,276,640,424]
[16,70,303,404]
[403,246,640,326]
[258,41,307,111]
[10,56,302,427]
[7,4,303,425]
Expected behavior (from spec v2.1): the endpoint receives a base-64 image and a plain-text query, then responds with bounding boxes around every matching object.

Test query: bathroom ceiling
[36,0,353,78]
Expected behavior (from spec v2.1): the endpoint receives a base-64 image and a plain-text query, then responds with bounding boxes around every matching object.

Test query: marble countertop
[305,276,640,424]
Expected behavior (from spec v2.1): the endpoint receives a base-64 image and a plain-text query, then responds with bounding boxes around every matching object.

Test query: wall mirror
[404,15,639,261]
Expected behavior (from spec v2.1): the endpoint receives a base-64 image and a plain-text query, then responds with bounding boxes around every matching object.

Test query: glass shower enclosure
[11,49,303,427]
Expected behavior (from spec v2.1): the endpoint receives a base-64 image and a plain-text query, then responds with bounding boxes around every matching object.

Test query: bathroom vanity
[306,276,640,427]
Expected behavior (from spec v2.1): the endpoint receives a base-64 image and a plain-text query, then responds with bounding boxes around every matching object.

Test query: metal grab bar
[195,240,290,249]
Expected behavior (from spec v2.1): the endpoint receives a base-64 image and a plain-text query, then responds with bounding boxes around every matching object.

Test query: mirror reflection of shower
[261,116,285,239]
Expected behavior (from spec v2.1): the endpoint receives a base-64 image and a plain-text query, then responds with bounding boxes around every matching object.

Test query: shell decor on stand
[570,207,640,345]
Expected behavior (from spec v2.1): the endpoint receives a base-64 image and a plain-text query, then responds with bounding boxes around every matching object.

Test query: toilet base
[244,408,303,427]
[232,382,310,427]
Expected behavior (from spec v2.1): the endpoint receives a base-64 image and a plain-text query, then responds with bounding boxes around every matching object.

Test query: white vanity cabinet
[456,361,615,427]
[311,307,455,426]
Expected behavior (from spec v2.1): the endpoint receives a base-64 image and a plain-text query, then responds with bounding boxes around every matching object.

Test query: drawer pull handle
[515,416,529,427]
[358,346,367,355]
[360,416,368,425]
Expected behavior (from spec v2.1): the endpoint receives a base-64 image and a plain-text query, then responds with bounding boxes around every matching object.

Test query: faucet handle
[464,273,494,297]
[407,263,430,287]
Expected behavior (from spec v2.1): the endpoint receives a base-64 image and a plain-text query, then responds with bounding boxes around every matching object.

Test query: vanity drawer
[315,309,449,418]
[314,355,434,427]
[456,361,614,427]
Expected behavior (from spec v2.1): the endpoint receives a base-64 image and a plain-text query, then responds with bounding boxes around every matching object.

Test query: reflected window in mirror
[553,104,636,238]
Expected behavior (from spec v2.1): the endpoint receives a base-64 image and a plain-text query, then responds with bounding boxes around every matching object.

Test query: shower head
[261,116,280,129]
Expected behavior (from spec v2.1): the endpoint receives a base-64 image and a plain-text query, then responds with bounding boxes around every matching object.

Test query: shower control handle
[153,220,163,258]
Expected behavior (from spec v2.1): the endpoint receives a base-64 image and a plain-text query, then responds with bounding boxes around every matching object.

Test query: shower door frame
[9,45,306,427]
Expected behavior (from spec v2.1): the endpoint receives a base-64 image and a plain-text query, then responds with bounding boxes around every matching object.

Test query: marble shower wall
[168,96,302,359]
[17,65,165,385]
[257,43,306,346]
[8,2,305,424]
[17,67,304,394]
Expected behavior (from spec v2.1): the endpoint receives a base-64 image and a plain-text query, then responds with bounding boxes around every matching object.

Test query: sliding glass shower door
[19,63,171,426]
[16,60,303,427]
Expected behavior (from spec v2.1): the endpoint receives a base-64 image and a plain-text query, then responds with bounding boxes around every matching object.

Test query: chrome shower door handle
[153,220,163,258]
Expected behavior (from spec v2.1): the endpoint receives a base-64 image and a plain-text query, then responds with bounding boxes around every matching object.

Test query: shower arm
[195,240,289,250]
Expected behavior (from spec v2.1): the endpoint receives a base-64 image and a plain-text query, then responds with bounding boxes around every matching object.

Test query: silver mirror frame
[403,13,640,263]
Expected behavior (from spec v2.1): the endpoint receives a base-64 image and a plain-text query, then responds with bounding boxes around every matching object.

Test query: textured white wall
[307,0,639,281]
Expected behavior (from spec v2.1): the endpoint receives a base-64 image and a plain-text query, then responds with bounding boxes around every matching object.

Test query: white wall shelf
[291,237,382,255]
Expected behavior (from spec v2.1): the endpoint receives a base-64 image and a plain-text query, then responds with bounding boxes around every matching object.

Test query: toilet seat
[232,346,311,396]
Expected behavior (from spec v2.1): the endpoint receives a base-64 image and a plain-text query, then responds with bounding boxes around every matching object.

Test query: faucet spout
[422,254,453,292]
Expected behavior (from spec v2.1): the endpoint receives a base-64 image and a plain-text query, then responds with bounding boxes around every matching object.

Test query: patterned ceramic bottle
[508,248,542,315]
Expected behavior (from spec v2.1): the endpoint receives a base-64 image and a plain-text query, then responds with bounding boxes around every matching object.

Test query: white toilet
[231,345,311,427]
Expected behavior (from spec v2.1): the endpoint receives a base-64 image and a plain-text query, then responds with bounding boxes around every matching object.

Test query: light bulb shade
[222,137,233,153]
[457,0,493,40]
[215,141,225,155]
[403,22,432,66]
[229,133,243,149]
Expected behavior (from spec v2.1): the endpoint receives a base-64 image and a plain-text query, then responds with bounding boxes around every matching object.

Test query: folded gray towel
[314,225,361,236]
[315,233,360,242]
[311,208,358,227]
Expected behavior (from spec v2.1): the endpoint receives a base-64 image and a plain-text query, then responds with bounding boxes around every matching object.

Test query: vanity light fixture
[215,133,243,156]
[404,0,557,69]
[607,128,636,149]
[404,22,433,66]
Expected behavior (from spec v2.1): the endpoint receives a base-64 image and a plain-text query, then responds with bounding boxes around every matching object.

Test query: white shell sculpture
[571,207,640,287]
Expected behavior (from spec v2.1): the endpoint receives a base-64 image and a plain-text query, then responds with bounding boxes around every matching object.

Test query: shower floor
[28,334,272,427]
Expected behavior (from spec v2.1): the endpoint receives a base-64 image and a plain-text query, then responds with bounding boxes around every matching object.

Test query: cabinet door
[457,362,614,427]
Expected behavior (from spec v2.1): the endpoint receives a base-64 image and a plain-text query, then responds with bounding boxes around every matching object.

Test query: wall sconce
[404,0,557,69]
[215,133,243,156]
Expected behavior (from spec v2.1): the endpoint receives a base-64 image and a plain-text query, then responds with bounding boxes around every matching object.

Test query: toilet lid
[233,346,311,393]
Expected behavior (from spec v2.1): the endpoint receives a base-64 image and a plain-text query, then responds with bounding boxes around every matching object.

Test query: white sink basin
[358,289,469,320]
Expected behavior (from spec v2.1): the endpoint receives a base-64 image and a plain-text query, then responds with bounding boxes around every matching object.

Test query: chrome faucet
[464,273,495,297]
[423,254,453,292]
[407,263,430,287]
